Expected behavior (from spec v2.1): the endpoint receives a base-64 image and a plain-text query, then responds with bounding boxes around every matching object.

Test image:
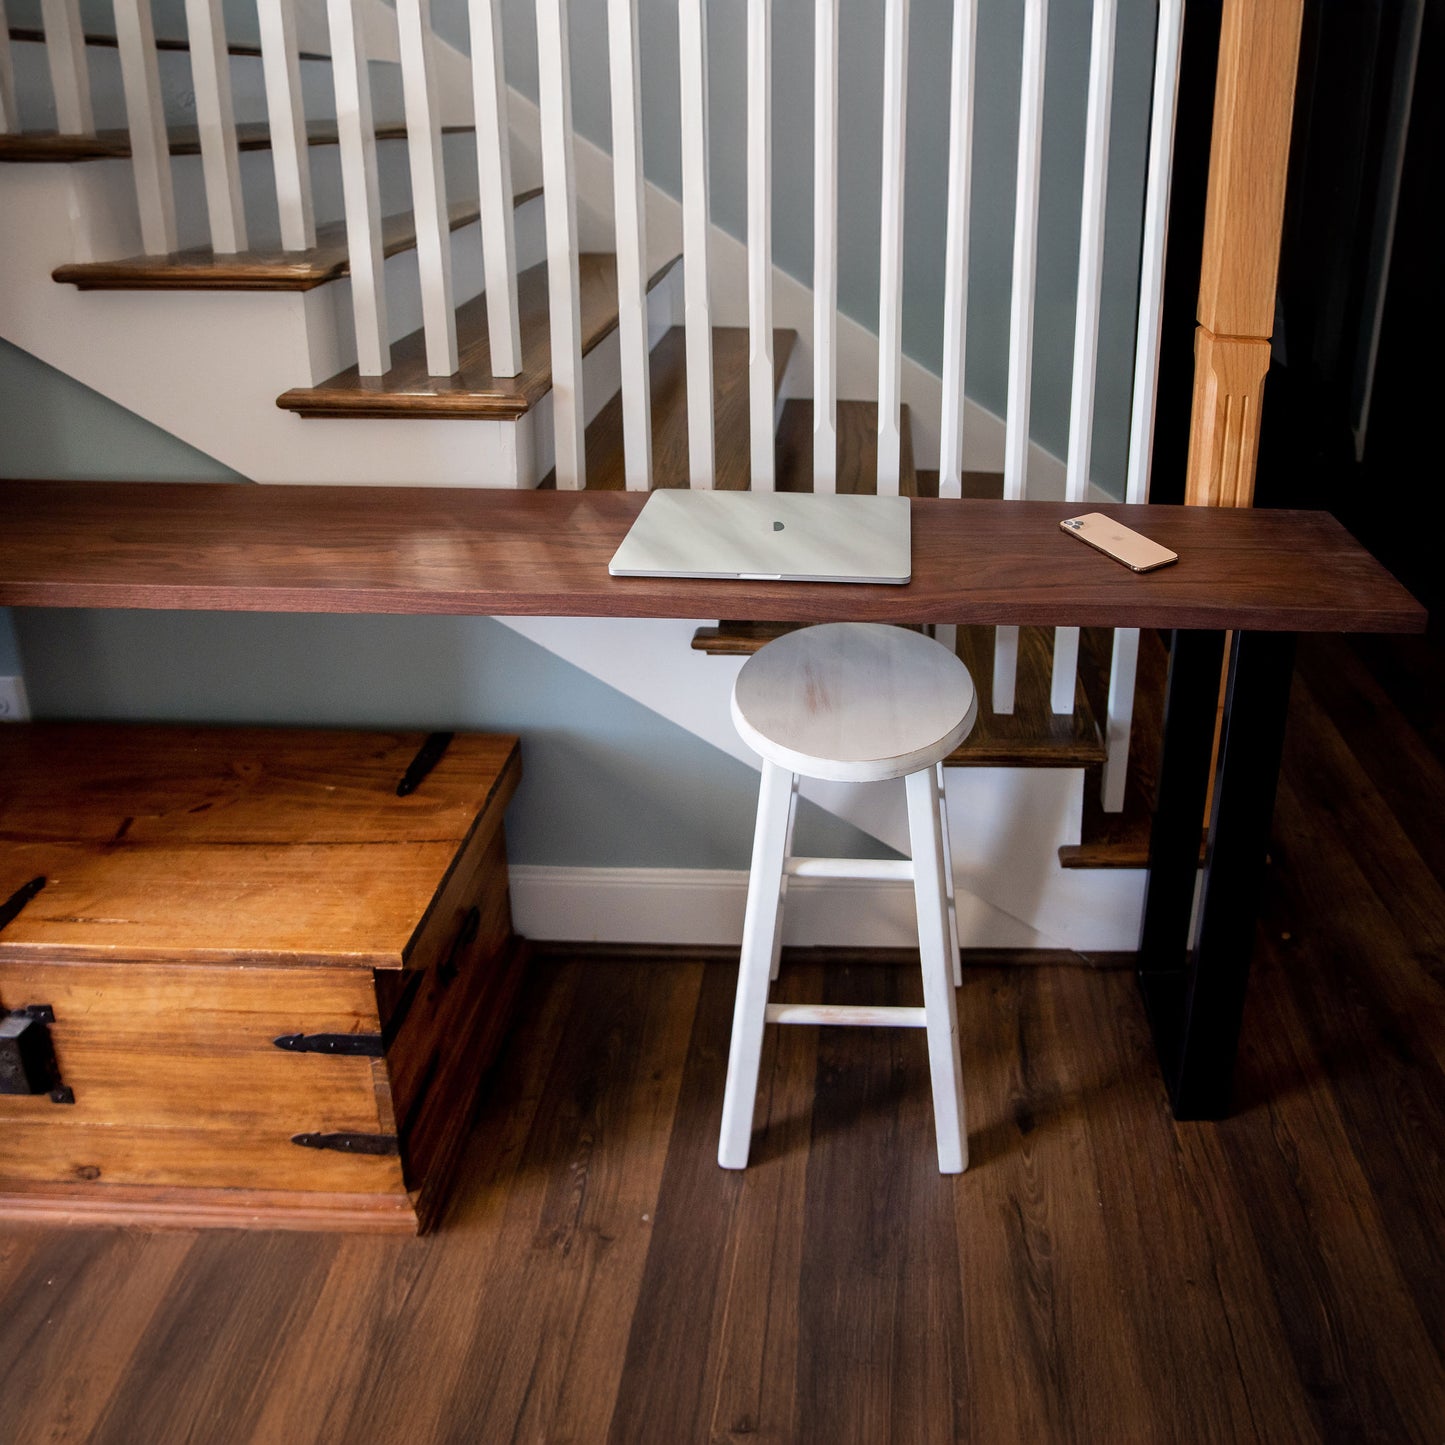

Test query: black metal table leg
[1137,629,1297,1119]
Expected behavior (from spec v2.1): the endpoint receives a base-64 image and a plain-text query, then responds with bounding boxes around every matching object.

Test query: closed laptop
[608,490,911,585]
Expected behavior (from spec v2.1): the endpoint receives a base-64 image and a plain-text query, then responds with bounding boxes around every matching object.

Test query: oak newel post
[1185,0,1305,509]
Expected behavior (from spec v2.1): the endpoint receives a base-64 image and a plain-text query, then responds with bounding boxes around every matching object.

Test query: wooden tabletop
[0,480,1426,634]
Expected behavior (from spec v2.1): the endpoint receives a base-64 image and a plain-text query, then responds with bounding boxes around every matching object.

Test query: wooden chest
[0,724,524,1234]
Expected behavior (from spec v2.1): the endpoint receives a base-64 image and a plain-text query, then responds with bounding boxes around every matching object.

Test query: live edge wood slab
[0,480,1425,634]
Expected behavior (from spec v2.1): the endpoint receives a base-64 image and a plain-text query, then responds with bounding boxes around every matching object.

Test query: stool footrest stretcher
[764,1003,928,1028]
[783,857,914,881]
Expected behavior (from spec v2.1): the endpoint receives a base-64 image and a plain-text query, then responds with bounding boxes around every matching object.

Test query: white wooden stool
[720,622,979,1174]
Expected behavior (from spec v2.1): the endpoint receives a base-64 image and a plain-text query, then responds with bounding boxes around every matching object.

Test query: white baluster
[41,0,92,135]
[327,0,390,376]
[258,0,316,252]
[536,0,585,487]
[608,0,652,489]
[113,0,176,255]
[184,0,247,253]
[1103,0,1185,813]
[397,0,458,376]
[812,0,839,492]
[747,0,774,490]
[1101,626,1140,812]
[0,1,19,135]
[1051,0,1117,713]
[876,0,909,496]
[470,0,522,377]
[1126,0,1184,509]
[872,0,907,494]
[679,0,714,487]
[938,0,978,500]
[995,0,1047,715]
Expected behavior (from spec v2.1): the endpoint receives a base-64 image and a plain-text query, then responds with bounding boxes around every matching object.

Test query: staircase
[0,1,1190,951]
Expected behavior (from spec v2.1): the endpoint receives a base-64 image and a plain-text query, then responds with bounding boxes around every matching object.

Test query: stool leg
[937,762,962,987]
[720,759,794,1169]
[906,767,969,1174]
[770,774,800,983]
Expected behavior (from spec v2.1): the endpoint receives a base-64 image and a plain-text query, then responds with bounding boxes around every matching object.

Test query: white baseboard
[508,864,1146,952]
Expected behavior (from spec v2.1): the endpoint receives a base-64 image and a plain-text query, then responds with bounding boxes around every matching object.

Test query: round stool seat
[731,622,978,783]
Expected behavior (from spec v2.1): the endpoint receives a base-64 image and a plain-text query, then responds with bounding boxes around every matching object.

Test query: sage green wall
[0,343,888,868]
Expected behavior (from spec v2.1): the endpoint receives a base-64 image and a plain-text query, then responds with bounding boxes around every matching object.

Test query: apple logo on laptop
[773,521,784,531]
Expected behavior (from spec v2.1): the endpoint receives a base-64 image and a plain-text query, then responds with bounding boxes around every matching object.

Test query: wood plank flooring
[1,633,1441,1443]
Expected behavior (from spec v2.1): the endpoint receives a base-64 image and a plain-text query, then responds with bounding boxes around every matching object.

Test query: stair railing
[33,0,525,385]
[327,0,527,384]
[575,0,1187,814]
[103,0,317,260]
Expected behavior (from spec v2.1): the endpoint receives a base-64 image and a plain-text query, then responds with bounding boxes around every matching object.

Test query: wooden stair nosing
[549,325,798,492]
[276,253,683,422]
[8,25,330,63]
[52,190,542,293]
[0,118,472,166]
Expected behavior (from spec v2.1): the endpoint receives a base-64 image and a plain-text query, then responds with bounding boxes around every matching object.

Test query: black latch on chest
[0,1004,75,1103]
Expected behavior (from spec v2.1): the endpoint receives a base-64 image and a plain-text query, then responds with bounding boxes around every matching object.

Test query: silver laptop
[608,490,911,585]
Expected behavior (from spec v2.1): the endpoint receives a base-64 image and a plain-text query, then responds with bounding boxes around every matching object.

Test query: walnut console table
[0,481,1427,1120]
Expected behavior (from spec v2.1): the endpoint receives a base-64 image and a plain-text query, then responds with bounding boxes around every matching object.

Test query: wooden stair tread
[548,326,796,490]
[774,399,917,496]
[0,118,470,165]
[52,191,541,292]
[277,253,681,421]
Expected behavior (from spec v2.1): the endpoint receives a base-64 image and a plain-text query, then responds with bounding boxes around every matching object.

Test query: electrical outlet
[0,676,30,722]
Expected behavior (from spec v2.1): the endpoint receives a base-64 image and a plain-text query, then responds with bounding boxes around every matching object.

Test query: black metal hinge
[273,1032,385,1057]
[0,1002,73,1102]
[0,875,46,934]
[291,1131,400,1156]
[396,732,453,796]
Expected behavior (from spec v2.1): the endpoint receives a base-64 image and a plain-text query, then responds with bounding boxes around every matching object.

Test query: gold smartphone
[1060,513,1178,573]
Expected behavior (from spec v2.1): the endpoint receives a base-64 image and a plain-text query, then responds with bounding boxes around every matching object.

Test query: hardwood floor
[1,634,1441,1443]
